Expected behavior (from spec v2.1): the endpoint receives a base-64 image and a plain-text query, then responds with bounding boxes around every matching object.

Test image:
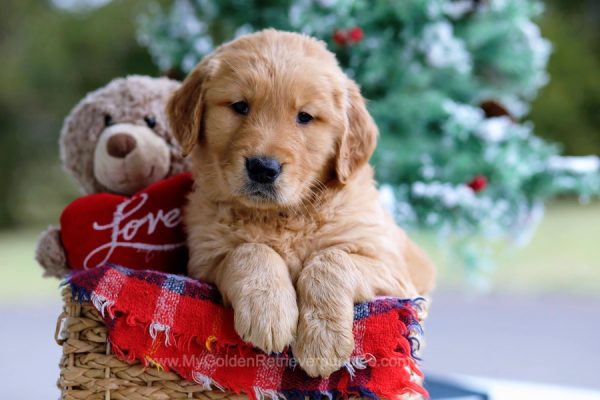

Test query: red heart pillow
[60,173,193,274]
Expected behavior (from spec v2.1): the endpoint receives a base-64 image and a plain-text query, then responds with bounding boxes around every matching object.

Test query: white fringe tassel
[343,354,374,380]
[90,293,114,318]
[192,372,225,391]
[253,387,286,400]
[149,322,172,346]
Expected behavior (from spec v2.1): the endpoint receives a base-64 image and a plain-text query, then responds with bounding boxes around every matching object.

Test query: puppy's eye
[231,101,250,115]
[297,112,313,125]
[104,114,113,127]
[144,116,157,129]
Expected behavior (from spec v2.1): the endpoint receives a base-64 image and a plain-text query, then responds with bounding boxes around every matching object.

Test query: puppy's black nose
[246,157,281,184]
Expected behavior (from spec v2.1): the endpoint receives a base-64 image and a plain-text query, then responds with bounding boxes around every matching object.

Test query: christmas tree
[138,0,600,274]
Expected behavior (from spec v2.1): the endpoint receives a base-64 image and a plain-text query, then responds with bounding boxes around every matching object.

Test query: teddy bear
[36,75,189,278]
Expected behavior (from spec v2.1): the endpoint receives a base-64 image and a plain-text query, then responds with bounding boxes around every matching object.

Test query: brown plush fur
[61,75,188,194]
[36,76,189,278]
[168,30,435,378]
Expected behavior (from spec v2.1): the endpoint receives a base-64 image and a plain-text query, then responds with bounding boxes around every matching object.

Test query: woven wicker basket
[55,287,249,400]
[55,287,422,400]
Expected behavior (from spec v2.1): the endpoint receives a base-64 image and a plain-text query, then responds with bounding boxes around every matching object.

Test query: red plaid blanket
[67,265,427,400]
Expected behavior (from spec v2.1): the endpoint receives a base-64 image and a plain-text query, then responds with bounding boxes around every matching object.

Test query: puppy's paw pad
[234,290,298,354]
[293,317,354,378]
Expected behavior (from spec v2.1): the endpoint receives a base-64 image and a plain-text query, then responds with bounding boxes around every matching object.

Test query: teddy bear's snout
[94,123,172,195]
[107,133,137,159]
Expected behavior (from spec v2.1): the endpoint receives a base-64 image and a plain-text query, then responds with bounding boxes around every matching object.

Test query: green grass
[425,200,600,295]
[0,200,599,304]
[0,229,59,303]
[492,200,600,295]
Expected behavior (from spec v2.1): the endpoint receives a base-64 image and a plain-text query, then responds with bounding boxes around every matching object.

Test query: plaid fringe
[66,265,428,400]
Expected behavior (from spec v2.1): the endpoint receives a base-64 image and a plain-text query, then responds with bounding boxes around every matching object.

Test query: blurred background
[0,0,599,398]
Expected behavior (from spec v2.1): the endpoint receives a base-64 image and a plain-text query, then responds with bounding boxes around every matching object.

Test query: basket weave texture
[56,287,248,400]
[56,287,422,400]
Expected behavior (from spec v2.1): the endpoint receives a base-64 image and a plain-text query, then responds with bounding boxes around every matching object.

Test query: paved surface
[0,296,63,399]
[423,290,600,390]
[1,290,599,398]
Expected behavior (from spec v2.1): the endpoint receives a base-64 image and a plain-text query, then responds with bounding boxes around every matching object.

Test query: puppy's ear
[167,57,218,156]
[335,80,378,184]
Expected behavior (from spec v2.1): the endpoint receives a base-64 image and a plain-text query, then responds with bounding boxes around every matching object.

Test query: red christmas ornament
[348,27,364,43]
[333,27,364,46]
[467,175,488,192]
[333,30,348,46]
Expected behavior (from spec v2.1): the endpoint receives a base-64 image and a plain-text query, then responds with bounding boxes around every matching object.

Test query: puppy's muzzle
[246,156,282,184]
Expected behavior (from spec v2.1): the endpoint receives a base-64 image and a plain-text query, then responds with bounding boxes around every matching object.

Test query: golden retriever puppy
[168,29,435,378]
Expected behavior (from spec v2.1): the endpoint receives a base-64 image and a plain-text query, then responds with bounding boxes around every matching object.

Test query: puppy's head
[168,29,377,209]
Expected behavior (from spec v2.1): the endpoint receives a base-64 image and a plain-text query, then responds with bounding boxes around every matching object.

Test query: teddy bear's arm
[35,226,70,279]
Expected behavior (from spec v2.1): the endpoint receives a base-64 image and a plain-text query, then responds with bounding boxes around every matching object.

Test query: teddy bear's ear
[167,56,219,157]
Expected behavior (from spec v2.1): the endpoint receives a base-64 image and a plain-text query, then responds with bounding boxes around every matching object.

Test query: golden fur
[168,29,435,378]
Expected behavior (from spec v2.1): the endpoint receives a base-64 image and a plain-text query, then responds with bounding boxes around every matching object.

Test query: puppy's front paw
[293,307,354,378]
[233,286,298,354]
